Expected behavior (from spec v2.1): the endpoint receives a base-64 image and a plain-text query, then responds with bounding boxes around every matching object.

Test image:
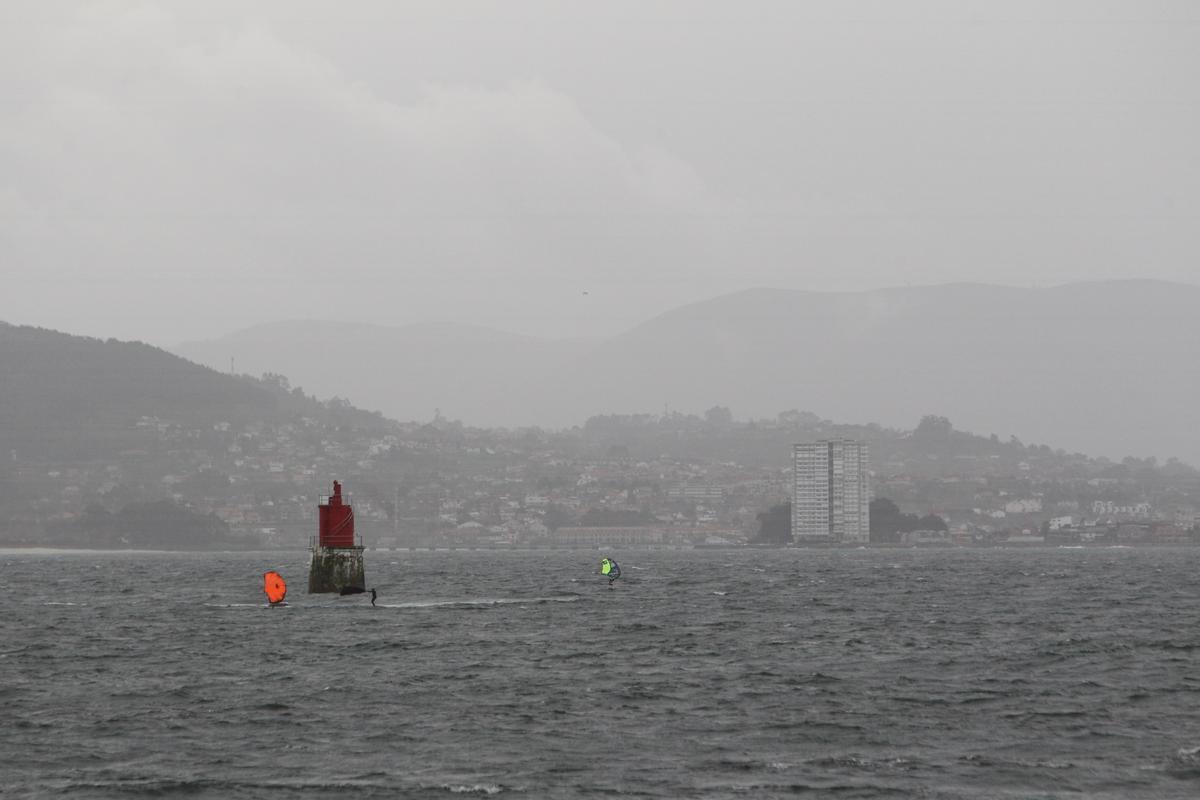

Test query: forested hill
[0,322,390,461]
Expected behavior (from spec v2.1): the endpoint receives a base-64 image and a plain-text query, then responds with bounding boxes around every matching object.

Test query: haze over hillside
[0,322,394,547]
[174,280,1200,464]
[176,320,580,424]
[0,322,388,461]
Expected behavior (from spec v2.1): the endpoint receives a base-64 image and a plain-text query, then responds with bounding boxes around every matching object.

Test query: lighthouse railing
[310,534,365,549]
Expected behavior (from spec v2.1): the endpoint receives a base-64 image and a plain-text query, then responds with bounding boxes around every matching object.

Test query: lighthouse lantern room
[318,480,356,547]
[308,479,366,593]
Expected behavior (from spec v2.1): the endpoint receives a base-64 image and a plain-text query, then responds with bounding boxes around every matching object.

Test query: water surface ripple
[3,548,1200,798]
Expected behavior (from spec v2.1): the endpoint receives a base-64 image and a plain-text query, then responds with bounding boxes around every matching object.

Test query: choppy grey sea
[3,547,1200,799]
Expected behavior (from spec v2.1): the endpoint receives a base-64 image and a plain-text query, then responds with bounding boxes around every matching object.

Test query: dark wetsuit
[370,588,377,606]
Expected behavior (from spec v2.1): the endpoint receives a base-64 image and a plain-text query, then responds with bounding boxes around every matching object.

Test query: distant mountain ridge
[171,280,1200,463]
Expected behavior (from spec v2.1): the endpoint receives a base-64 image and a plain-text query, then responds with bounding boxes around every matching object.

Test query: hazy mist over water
[4,2,1200,797]
[5,549,1200,799]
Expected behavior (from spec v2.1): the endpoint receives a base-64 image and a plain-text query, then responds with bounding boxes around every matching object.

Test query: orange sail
[263,571,287,604]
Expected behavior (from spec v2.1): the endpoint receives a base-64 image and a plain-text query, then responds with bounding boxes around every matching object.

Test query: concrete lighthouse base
[308,545,366,593]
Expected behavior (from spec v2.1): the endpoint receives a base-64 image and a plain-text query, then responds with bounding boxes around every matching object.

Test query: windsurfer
[370,588,377,606]
[600,557,621,586]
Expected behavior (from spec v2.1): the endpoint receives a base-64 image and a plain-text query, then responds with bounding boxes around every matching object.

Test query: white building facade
[792,439,870,543]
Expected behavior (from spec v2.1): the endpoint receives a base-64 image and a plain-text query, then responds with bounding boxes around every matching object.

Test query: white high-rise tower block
[792,439,870,543]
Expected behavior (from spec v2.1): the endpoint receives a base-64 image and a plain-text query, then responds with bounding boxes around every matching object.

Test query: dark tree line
[45,501,243,549]
[753,502,792,544]
[752,498,948,545]
[869,497,947,543]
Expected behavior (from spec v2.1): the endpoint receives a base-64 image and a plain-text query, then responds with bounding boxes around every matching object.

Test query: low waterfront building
[554,526,666,546]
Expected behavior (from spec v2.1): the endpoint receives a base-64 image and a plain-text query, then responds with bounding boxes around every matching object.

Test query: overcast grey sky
[2,0,1197,345]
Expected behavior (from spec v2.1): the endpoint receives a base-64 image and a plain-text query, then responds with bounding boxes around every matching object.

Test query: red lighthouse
[318,480,356,547]
[308,479,366,593]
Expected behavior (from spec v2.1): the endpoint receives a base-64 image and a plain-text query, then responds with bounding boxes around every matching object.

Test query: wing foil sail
[263,571,287,604]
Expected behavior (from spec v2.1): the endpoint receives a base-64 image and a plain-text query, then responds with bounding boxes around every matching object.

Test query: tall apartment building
[792,439,870,543]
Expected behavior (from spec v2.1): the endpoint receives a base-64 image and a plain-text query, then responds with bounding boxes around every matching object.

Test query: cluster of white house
[1090,500,1152,518]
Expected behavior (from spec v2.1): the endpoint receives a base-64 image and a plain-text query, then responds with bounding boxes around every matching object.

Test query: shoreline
[3,543,1196,555]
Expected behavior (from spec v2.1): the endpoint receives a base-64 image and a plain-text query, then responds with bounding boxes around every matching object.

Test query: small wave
[1144,639,1200,652]
[377,596,580,609]
[960,754,1077,770]
[254,702,291,711]
[807,755,921,772]
[789,672,842,685]
[440,783,504,794]
[57,776,401,794]
[716,781,908,795]
[1164,744,1200,777]
[712,591,728,596]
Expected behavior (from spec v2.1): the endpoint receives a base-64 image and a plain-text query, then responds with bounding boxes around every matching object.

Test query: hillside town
[3,395,1199,549]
